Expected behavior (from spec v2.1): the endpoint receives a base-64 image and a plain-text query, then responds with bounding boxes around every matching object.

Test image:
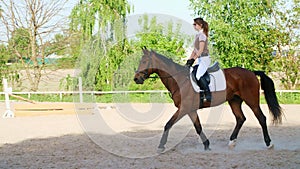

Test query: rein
[136,52,190,99]
[148,68,188,79]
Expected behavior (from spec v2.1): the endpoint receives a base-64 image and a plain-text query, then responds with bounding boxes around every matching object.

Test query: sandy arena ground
[0,103,299,169]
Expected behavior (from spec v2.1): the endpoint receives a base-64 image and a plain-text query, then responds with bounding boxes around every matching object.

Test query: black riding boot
[197,76,212,102]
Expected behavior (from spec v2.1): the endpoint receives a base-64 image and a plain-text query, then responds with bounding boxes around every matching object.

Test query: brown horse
[134,47,282,152]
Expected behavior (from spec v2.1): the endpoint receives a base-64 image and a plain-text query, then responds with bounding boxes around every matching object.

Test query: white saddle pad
[190,67,226,93]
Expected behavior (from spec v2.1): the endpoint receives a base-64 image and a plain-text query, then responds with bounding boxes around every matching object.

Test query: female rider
[185,17,211,102]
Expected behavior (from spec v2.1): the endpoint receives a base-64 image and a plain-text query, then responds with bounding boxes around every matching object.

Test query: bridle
[135,54,153,80]
[135,51,190,99]
[135,52,188,80]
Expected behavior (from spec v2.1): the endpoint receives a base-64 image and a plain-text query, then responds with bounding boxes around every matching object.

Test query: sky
[127,0,195,23]
[62,0,197,39]
[64,0,195,22]
[0,0,196,43]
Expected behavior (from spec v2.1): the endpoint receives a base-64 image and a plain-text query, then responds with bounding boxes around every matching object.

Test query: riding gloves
[185,59,195,67]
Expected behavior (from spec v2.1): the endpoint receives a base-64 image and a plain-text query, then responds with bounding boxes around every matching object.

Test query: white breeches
[196,56,211,80]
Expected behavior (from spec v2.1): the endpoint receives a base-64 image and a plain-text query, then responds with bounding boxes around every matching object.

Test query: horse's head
[134,47,155,84]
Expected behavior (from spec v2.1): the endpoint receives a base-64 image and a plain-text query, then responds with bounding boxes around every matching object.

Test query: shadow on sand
[0,124,300,169]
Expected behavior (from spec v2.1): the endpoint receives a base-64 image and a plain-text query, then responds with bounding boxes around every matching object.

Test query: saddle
[191,62,220,86]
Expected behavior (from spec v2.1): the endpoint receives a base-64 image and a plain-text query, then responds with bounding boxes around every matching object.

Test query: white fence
[0,90,170,101]
[0,90,299,101]
[1,89,299,118]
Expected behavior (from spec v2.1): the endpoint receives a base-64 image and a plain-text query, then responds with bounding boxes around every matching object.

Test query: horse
[133,47,282,152]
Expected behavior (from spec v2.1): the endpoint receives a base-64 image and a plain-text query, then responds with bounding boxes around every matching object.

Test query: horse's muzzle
[134,73,145,84]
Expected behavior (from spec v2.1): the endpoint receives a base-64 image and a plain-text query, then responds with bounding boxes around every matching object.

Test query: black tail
[254,71,282,124]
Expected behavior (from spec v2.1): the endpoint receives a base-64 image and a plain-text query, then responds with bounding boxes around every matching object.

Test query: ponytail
[202,21,209,37]
[194,17,209,37]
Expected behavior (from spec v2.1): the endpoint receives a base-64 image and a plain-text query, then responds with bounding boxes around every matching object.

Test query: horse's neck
[158,71,178,93]
[154,55,186,92]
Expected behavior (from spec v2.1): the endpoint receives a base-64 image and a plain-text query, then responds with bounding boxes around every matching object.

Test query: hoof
[267,143,274,149]
[157,147,165,154]
[228,139,237,149]
[204,147,211,151]
[203,139,210,151]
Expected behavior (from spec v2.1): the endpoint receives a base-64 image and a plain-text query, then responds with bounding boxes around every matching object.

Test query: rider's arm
[188,50,197,60]
[196,41,205,58]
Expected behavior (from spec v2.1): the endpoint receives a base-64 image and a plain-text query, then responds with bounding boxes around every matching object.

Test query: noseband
[135,53,154,79]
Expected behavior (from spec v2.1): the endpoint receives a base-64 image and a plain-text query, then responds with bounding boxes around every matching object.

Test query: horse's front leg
[157,109,183,153]
[188,112,210,150]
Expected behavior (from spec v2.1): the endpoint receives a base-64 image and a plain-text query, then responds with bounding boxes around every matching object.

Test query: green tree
[0,44,20,89]
[70,0,131,44]
[0,45,9,87]
[270,0,300,89]
[44,33,69,56]
[0,45,10,63]
[8,28,31,60]
[189,0,279,71]
[79,14,190,91]
[135,15,187,62]
[70,0,132,91]
[111,15,190,91]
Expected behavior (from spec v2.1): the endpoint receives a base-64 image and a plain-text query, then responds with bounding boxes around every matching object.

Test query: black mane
[151,50,188,73]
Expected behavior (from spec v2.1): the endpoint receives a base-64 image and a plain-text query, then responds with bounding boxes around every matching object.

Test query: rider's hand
[185,59,195,67]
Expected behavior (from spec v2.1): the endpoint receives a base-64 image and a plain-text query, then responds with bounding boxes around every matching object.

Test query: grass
[262,92,300,104]
[0,92,299,104]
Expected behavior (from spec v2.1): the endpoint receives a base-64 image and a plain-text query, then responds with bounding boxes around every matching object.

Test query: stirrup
[200,91,211,102]
[204,91,212,102]
[204,95,211,102]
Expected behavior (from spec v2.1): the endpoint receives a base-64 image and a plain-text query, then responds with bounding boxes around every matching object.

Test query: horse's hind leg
[242,88,272,148]
[248,104,273,148]
[228,95,246,148]
[188,112,210,150]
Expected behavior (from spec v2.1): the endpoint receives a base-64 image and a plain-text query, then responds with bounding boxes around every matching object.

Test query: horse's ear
[141,46,149,54]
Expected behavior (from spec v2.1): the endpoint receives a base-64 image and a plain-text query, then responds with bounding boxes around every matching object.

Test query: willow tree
[69,0,132,90]
[189,0,279,71]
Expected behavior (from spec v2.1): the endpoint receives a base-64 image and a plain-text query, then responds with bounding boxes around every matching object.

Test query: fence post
[59,92,62,101]
[78,77,83,103]
[2,78,14,118]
